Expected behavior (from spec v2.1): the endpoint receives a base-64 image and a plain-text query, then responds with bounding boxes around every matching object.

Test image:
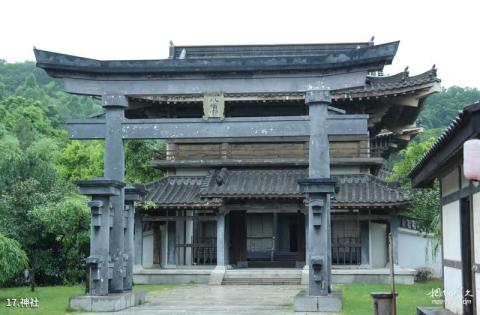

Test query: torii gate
[33,43,397,311]
[68,91,368,312]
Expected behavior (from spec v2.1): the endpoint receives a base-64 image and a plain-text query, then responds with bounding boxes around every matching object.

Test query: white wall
[442,200,463,314]
[142,230,154,268]
[473,191,480,313]
[442,201,461,261]
[444,266,464,314]
[397,228,442,276]
[370,222,387,268]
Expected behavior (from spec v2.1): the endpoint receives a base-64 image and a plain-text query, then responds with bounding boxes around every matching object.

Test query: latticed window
[331,220,361,265]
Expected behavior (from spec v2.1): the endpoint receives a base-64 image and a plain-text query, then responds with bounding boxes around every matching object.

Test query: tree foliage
[420,86,480,129]
[0,233,28,284]
[389,86,480,242]
[0,60,165,287]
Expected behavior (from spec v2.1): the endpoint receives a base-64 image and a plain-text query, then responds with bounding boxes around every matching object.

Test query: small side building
[410,101,480,315]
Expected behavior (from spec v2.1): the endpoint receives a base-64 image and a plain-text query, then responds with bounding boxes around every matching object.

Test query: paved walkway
[84,285,317,315]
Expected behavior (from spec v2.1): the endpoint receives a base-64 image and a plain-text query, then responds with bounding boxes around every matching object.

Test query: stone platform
[134,266,213,284]
[80,284,307,315]
[134,266,416,285]
[293,290,342,313]
[69,290,147,312]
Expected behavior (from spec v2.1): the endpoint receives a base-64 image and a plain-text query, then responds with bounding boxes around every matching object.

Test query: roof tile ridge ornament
[215,167,228,186]
[430,64,437,78]
[401,66,409,81]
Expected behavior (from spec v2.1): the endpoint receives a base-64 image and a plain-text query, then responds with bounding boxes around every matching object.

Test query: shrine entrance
[228,212,305,268]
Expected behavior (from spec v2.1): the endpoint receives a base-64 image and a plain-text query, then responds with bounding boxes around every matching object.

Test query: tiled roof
[142,169,411,209]
[202,169,410,206]
[334,174,411,206]
[129,68,439,105]
[143,176,221,209]
[409,101,480,181]
[34,41,398,75]
[202,168,305,198]
[332,68,440,100]
[170,42,373,59]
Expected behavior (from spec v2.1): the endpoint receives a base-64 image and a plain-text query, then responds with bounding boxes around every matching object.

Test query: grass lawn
[0,281,441,315]
[0,284,173,315]
[342,280,442,315]
[0,285,84,315]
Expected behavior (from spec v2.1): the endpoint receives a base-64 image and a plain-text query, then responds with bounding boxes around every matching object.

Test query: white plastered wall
[473,191,480,313]
[397,228,442,276]
[442,200,462,313]
[142,229,154,268]
[444,266,464,314]
[369,222,387,268]
[442,201,461,261]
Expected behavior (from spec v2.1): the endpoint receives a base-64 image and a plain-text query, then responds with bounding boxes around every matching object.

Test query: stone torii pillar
[69,95,147,312]
[76,179,125,296]
[124,185,145,291]
[103,94,127,293]
[295,90,341,313]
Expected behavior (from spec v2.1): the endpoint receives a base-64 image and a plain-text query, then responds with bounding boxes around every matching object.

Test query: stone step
[222,278,301,285]
[222,268,302,285]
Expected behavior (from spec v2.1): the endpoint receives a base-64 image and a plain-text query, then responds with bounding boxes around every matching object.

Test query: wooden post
[389,232,397,315]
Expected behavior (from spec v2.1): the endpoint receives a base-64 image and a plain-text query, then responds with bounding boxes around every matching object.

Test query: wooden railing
[332,237,362,265]
[165,141,383,161]
[176,238,217,265]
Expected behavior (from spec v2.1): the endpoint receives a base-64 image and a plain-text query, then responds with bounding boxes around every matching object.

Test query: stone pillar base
[295,261,306,268]
[293,290,342,313]
[300,265,309,285]
[208,266,226,285]
[69,291,147,312]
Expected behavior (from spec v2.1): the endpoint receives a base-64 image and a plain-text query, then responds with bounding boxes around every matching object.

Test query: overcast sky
[1,0,479,88]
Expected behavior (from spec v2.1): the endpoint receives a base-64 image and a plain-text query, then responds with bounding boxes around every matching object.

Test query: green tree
[420,86,480,129]
[125,140,164,183]
[0,233,28,284]
[30,194,90,284]
[390,136,441,238]
[0,139,71,289]
[58,140,104,181]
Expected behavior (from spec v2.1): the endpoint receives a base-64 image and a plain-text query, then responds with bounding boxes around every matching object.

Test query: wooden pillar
[167,219,176,265]
[389,214,399,265]
[216,212,229,266]
[296,213,306,265]
[360,220,370,265]
[134,214,143,267]
[176,212,185,265]
[272,213,278,261]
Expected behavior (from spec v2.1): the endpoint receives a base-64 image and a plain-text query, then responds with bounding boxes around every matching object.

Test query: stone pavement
[82,284,329,315]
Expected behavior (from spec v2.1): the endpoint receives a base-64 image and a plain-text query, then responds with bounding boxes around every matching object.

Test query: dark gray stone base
[69,290,147,312]
[417,307,455,315]
[294,290,342,313]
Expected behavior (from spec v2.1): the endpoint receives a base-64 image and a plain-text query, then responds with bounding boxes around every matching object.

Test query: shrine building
[35,39,441,291]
